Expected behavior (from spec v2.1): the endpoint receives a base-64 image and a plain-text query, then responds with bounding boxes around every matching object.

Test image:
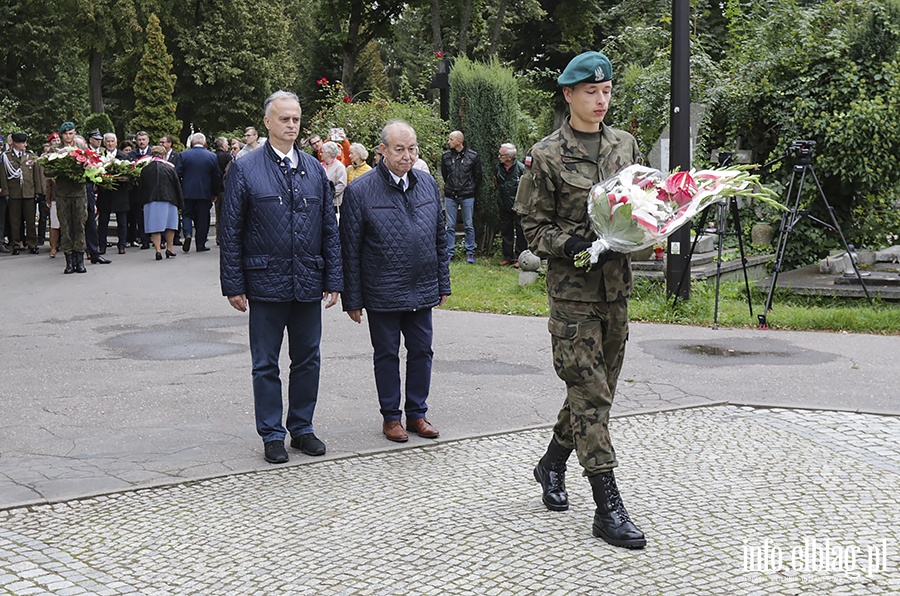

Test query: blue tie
[280,156,292,176]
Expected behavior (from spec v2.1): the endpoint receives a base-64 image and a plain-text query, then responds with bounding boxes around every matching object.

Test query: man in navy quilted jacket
[340,120,451,443]
[220,90,343,465]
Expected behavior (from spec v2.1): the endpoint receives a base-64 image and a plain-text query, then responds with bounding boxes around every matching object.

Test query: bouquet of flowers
[100,153,151,185]
[573,164,785,268]
[37,146,117,189]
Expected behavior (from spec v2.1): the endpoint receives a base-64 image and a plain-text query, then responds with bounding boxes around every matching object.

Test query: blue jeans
[366,309,434,422]
[248,300,322,443]
[445,197,475,256]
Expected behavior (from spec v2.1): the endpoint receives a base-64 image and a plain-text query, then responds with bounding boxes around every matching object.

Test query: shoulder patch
[524,155,533,167]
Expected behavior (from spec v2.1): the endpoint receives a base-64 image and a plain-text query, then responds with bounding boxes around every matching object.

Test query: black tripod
[672,152,754,329]
[759,140,871,328]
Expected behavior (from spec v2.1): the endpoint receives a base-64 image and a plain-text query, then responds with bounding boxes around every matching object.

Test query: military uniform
[520,50,646,549]
[515,118,641,475]
[2,146,45,250]
[53,173,88,255]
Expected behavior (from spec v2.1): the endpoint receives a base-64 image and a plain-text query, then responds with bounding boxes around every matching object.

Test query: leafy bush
[82,113,116,137]
[449,57,519,255]
[700,0,900,268]
[307,80,447,170]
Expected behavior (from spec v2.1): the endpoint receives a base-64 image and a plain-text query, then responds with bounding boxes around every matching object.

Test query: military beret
[557,51,613,87]
[11,133,27,143]
[59,121,75,134]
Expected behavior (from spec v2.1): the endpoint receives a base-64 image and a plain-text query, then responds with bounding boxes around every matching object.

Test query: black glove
[35,194,45,203]
[563,236,593,258]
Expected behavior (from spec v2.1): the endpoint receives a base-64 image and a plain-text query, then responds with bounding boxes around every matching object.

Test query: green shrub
[307,80,447,169]
[449,57,519,255]
[82,113,116,137]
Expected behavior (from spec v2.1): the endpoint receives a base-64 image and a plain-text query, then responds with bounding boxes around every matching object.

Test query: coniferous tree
[129,14,181,142]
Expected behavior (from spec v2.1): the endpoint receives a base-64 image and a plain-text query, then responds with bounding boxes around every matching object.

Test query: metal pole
[666,0,691,299]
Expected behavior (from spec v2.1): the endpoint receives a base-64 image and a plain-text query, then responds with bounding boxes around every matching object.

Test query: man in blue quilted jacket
[220,90,343,465]
[340,120,451,443]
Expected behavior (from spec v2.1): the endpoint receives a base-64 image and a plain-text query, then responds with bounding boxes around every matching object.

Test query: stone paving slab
[1,406,898,595]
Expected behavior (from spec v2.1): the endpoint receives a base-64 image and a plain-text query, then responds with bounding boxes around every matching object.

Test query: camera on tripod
[786,140,816,161]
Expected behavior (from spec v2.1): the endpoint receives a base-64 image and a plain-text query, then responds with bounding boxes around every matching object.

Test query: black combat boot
[533,437,572,511]
[74,252,87,273]
[64,252,75,274]
[588,471,646,549]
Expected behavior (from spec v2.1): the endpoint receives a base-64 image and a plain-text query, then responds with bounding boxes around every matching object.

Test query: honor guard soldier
[514,51,646,549]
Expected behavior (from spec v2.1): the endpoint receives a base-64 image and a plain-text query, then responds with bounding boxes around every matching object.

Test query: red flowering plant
[573,164,786,268]
[37,146,117,189]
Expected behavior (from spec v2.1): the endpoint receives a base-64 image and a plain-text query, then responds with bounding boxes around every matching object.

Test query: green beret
[557,51,613,87]
[59,121,75,134]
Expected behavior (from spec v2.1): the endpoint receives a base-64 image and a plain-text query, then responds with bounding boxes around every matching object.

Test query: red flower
[317,77,329,86]
[435,51,444,58]
[343,95,352,103]
[663,171,697,207]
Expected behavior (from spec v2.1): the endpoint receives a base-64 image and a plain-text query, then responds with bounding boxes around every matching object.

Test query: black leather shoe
[196,245,210,252]
[533,437,572,511]
[140,243,150,250]
[183,237,191,252]
[589,471,646,549]
[29,247,39,254]
[90,255,111,264]
[290,433,326,456]
[11,247,20,255]
[165,250,176,258]
[64,252,75,274]
[263,441,289,464]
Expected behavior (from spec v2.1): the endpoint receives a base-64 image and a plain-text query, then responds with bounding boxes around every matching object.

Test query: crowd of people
[3,50,646,551]
[1,121,530,269]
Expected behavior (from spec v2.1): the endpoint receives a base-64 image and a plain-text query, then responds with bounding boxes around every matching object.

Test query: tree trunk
[488,0,509,57]
[341,0,364,97]
[89,47,104,113]
[431,0,443,54]
[458,0,473,57]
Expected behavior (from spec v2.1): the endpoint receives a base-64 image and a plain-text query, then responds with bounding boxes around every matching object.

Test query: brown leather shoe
[383,420,409,442]
[407,417,440,439]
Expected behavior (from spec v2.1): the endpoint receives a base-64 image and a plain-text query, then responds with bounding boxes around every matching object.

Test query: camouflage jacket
[514,120,642,303]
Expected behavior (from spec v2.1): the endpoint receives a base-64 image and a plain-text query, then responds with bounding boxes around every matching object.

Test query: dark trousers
[366,308,434,422]
[248,300,322,443]
[183,198,212,248]
[8,198,37,247]
[84,187,100,257]
[37,200,49,244]
[98,209,128,251]
[499,207,527,262]
[1,197,8,244]
[127,201,147,247]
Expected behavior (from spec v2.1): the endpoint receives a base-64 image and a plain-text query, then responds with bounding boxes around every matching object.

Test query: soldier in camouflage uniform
[514,51,646,549]
[54,122,89,274]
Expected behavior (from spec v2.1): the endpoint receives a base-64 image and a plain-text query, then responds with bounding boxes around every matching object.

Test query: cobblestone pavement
[2,406,898,595]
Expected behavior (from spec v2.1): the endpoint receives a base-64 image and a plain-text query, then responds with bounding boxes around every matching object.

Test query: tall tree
[317,0,423,96]
[130,14,181,141]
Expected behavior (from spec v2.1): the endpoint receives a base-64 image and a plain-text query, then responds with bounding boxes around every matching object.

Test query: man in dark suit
[177,133,221,252]
[84,130,111,264]
[98,133,131,254]
[127,131,151,248]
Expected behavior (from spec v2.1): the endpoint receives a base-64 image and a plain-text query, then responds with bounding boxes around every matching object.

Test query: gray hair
[214,136,229,151]
[500,142,516,157]
[321,141,341,159]
[264,90,300,117]
[190,132,206,147]
[349,142,368,161]
[380,119,415,147]
[103,132,117,143]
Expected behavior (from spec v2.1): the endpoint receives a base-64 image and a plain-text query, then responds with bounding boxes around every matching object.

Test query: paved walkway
[1,245,898,594]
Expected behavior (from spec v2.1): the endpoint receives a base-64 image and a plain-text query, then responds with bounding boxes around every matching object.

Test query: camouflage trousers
[57,192,87,254]
[547,296,629,476]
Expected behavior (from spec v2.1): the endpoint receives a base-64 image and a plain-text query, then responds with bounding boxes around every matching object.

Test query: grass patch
[440,256,900,334]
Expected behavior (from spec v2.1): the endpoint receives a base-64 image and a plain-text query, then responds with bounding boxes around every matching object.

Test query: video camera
[786,140,816,161]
